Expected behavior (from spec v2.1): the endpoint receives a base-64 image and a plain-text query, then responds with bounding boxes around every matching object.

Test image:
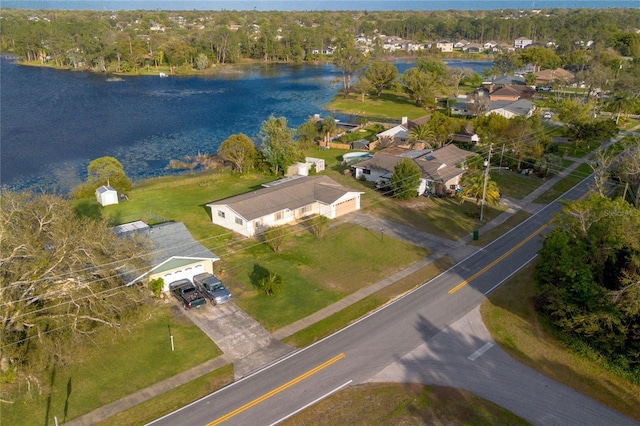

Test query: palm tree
[608,93,635,124]
[535,153,562,178]
[458,172,500,208]
[408,124,437,149]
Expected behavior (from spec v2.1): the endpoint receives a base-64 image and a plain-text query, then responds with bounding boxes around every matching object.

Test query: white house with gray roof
[351,145,477,197]
[206,175,364,237]
[116,221,219,292]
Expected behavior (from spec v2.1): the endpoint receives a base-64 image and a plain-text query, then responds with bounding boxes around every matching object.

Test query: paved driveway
[183,302,293,379]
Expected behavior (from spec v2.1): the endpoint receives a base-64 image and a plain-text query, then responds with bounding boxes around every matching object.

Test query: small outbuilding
[96,185,119,206]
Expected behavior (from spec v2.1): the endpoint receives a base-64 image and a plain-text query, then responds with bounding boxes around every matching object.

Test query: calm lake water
[0,58,491,192]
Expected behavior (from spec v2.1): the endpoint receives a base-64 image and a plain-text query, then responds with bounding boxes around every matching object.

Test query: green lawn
[492,170,547,200]
[327,91,428,121]
[533,163,593,203]
[3,306,222,426]
[225,223,429,331]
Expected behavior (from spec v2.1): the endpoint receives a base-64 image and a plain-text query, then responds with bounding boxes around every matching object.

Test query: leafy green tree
[296,117,320,150]
[535,194,640,369]
[391,158,421,200]
[333,42,367,98]
[218,133,257,174]
[364,61,398,96]
[259,116,300,176]
[308,214,330,239]
[401,67,438,108]
[73,156,132,198]
[535,153,563,178]
[518,46,561,73]
[263,225,288,252]
[148,278,164,297]
[489,52,522,78]
[0,191,151,377]
[416,58,447,84]
[447,67,472,97]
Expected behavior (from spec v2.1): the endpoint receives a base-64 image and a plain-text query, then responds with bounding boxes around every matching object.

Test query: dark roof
[207,175,361,221]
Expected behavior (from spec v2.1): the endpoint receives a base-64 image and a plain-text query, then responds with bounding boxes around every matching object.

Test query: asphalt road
[149,176,638,426]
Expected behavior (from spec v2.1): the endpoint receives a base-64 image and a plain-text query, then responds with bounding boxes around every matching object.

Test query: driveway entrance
[184,302,293,379]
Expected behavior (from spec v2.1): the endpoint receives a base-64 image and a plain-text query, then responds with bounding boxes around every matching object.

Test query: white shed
[96,185,119,206]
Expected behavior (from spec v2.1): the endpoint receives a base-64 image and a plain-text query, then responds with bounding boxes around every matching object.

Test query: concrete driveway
[182,302,293,380]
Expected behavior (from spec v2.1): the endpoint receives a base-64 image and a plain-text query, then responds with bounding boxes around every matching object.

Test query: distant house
[206,175,364,237]
[514,37,533,49]
[436,40,454,52]
[351,145,477,197]
[483,41,498,50]
[117,221,220,292]
[534,68,575,85]
[96,185,118,206]
[454,39,470,49]
[462,43,483,53]
[488,99,535,119]
[489,84,535,101]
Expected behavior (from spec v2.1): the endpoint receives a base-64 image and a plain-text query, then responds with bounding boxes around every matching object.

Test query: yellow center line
[448,223,548,294]
[207,353,346,425]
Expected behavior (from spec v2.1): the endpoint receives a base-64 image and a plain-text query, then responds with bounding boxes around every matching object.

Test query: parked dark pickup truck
[193,273,231,305]
[169,279,207,310]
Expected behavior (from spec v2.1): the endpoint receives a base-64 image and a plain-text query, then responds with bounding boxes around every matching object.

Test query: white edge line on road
[468,342,494,361]
[483,254,539,296]
[269,380,353,426]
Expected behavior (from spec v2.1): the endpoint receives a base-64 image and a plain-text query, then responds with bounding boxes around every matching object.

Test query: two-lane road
[150,177,638,426]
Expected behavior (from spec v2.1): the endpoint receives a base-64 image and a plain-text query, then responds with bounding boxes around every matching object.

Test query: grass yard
[96,365,234,426]
[281,383,529,425]
[2,305,222,426]
[482,263,640,422]
[363,190,508,240]
[533,162,593,203]
[327,91,428,121]
[491,170,547,200]
[283,256,455,348]
[224,223,430,331]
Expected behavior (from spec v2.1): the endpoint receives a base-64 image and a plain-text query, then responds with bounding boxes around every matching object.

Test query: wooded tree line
[535,193,640,374]
[0,8,638,72]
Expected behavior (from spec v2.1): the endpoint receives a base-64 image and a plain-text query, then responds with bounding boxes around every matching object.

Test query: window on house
[218,210,225,218]
[275,211,283,221]
[299,205,310,214]
[363,169,371,175]
[235,217,243,225]
[450,184,457,190]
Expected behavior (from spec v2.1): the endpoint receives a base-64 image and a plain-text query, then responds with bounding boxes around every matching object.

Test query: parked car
[169,279,207,310]
[537,85,553,92]
[543,111,553,119]
[193,273,232,305]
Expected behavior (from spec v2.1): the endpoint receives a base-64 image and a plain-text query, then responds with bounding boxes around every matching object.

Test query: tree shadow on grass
[249,263,270,290]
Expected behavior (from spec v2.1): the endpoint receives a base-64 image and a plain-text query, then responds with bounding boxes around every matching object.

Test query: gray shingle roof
[207,175,361,221]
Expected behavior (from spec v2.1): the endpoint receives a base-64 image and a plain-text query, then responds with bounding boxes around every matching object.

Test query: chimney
[401,116,408,124]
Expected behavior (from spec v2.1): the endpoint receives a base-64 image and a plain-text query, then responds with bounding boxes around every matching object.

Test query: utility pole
[480,143,493,222]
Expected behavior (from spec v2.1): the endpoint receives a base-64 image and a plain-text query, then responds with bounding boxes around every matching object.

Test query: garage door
[162,264,205,291]
[335,198,356,217]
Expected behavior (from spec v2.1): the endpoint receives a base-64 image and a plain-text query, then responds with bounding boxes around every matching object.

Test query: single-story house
[116,221,219,292]
[377,123,410,146]
[454,39,470,48]
[489,84,535,101]
[462,43,483,53]
[514,37,533,49]
[351,145,477,197]
[534,68,575,85]
[206,175,364,237]
[96,185,118,206]
[487,99,535,119]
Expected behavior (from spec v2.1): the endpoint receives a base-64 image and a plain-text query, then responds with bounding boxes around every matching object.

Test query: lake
[0,58,491,192]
